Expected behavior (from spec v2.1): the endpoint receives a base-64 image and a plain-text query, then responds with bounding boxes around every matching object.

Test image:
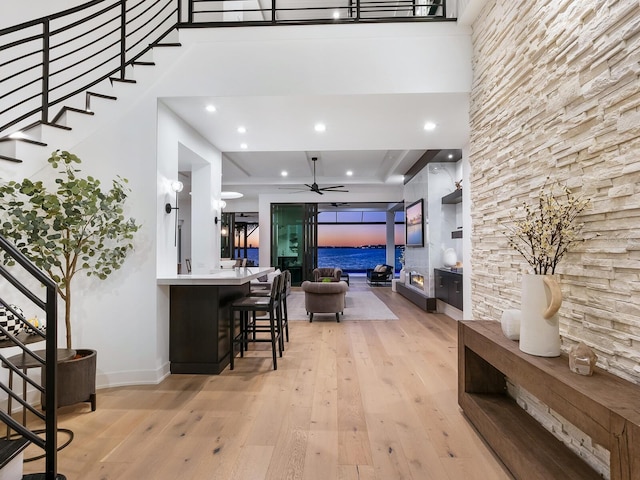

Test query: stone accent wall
[470,0,640,380]
[470,1,640,476]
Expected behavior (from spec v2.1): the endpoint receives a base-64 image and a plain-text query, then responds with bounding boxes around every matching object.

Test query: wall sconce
[165,180,183,246]
[165,180,184,214]
[221,226,229,236]
[214,199,227,225]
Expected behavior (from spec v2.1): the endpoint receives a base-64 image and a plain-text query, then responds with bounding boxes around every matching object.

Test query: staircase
[0,235,62,479]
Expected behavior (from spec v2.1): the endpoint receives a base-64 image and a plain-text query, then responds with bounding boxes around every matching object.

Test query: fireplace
[409,271,425,290]
[396,270,436,312]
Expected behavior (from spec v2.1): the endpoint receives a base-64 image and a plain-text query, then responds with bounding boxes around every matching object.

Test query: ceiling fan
[280,157,349,195]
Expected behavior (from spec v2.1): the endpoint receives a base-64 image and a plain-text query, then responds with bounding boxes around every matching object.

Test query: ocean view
[241,246,403,273]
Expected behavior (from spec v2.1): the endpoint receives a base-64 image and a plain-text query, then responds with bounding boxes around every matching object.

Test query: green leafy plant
[0,151,140,348]
[505,180,590,275]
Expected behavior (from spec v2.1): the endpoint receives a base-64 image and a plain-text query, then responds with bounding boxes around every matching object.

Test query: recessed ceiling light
[314,123,326,132]
[333,10,340,19]
[346,170,353,176]
[448,154,453,159]
[206,104,216,112]
[240,143,247,149]
[281,171,288,177]
[423,122,436,131]
[237,126,246,134]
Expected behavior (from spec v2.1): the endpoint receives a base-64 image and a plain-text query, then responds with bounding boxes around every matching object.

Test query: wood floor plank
[23,277,511,480]
[337,464,377,480]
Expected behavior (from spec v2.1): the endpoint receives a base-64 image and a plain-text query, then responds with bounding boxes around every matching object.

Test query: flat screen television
[405,199,424,247]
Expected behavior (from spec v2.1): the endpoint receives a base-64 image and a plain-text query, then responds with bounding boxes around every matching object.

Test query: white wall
[157,104,222,277]
[403,171,429,287]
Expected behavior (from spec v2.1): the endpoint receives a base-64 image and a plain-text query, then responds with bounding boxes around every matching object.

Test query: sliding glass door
[303,203,318,281]
[271,203,317,285]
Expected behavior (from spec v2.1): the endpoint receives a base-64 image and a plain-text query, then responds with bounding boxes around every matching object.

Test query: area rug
[286,291,398,321]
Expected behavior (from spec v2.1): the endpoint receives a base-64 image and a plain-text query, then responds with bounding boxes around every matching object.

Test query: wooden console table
[458,320,640,480]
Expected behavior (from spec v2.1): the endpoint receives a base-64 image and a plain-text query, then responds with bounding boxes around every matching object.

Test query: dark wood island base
[159,267,273,375]
[169,284,248,374]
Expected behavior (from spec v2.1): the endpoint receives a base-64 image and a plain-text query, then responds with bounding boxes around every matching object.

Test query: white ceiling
[163,91,470,204]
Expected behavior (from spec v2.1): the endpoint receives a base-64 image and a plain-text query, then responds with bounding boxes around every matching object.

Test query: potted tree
[0,150,140,410]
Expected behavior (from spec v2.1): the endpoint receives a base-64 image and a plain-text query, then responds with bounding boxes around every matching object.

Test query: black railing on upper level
[0,0,448,138]
[187,0,446,25]
[0,234,60,479]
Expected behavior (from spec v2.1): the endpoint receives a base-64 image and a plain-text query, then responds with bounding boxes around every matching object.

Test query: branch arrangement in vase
[505,180,590,275]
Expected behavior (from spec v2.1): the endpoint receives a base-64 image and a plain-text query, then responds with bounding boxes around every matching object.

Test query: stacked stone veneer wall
[470,0,640,476]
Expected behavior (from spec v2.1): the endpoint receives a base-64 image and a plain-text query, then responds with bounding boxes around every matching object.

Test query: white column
[386,210,395,270]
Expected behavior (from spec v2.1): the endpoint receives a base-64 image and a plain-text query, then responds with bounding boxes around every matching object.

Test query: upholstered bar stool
[280,270,290,343]
[229,274,283,370]
[249,269,290,350]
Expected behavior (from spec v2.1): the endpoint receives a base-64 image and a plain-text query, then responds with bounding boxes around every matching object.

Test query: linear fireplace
[409,271,425,290]
[397,270,436,312]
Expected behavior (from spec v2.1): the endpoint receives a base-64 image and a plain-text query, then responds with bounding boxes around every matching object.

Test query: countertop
[157,267,274,286]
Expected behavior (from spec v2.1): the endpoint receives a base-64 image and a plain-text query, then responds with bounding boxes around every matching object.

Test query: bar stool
[280,270,290,344]
[229,273,283,370]
[250,269,289,348]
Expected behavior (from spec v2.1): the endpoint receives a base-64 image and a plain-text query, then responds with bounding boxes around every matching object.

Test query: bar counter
[158,267,273,374]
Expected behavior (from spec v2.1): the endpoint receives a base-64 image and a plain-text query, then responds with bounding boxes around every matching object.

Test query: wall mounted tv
[405,199,424,247]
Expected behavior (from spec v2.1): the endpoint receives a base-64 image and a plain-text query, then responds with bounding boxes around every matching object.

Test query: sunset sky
[238,224,405,248]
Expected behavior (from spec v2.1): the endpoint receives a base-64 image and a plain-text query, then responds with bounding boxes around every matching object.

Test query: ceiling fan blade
[319,186,348,191]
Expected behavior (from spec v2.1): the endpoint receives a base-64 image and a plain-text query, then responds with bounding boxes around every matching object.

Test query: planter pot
[41,349,97,411]
[519,274,562,357]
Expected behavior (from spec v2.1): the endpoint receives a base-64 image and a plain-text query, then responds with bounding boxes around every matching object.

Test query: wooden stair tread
[87,91,117,100]
[60,107,94,115]
[0,437,29,469]
[0,154,23,163]
[42,122,72,131]
[109,77,136,84]
[0,137,46,146]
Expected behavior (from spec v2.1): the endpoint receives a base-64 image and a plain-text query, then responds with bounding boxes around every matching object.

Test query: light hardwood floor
[23,278,512,479]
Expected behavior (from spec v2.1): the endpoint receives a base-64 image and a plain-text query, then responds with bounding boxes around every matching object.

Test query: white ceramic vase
[500,309,521,341]
[399,268,406,283]
[519,274,563,357]
[443,248,457,267]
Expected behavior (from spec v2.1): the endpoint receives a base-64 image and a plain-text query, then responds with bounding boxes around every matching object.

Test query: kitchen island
[158,267,273,374]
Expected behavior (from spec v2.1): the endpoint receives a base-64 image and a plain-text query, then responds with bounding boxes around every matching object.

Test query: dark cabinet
[434,268,463,310]
[169,283,248,374]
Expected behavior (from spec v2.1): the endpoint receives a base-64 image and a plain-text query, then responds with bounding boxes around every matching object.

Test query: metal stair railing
[0,0,449,140]
[0,0,180,137]
[0,234,61,479]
